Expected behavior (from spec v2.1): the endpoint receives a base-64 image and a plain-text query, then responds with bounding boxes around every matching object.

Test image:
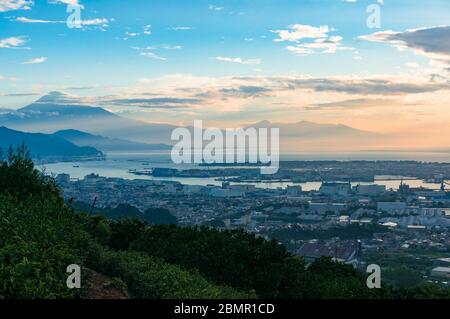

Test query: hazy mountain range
[0,91,386,152]
[52,130,172,152]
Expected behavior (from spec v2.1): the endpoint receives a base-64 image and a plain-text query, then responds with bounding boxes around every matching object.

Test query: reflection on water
[40,152,447,191]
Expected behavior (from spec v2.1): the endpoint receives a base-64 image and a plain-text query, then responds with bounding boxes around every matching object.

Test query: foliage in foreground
[0,145,449,299]
[0,146,252,299]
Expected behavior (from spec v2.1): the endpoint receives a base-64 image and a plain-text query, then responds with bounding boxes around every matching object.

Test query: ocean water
[40,151,449,191]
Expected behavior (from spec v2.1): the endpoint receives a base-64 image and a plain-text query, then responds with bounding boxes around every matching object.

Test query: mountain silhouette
[0,126,103,159]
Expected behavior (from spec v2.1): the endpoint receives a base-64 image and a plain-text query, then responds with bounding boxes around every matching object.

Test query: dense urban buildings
[57,167,450,288]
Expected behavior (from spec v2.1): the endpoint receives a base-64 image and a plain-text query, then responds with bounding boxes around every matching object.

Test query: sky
[1,0,450,143]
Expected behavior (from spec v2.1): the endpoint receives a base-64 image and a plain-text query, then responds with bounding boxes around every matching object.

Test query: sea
[40,151,450,192]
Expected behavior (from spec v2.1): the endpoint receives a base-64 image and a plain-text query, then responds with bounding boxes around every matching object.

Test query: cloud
[39,73,449,129]
[307,98,406,110]
[140,51,167,60]
[143,24,151,35]
[0,0,33,12]
[209,4,224,11]
[0,92,40,97]
[168,26,192,31]
[0,36,28,49]
[124,25,152,39]
[160,44,182,50]
[215,56,261,65]
[65,86,96,90]
[272,24,354,56]
[22,57,47,64]
[48,0,83,8]
[134,45,181,51]
[360,26,450,67]
[271,76,450,95]
[81,18,109,26]
[16,16,60,23]
[133,45,181,61]
[287,36,354,55]
[132,74,450,112]
[128,74,450,120]
[106,97,202,109]
[62,72,448,124]
[217,86,271,98]
[125,31,139,37]
[15,16,111,29]
[271,24,331,42]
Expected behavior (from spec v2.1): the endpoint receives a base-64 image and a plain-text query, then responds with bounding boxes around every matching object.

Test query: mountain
[52,129,172,152]
[0,91,177,144]
[0,126,103,159]
[248,120,384,151]
[0,92,386,150]
[251,120,380,139]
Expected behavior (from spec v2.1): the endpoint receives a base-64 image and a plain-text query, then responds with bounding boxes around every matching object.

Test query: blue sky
[0,0,447,87]
[1,0,450,140]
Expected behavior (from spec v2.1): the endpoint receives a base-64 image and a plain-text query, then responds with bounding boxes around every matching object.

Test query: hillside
[0,126,103,159]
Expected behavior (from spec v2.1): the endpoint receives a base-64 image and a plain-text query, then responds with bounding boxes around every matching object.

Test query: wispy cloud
[271,24,331,42]
[307,98,406,110]
[214,56,261,65]
[48,0,83,8]
[140,51,167,60]
[209,4,224,11]
[0,36,28,49]
[168,26,192,31]
[0,92,40,97]
[133,44,181,60]
[129,74,450,114]
[16,16,61,23]
[272,24,354,56]
[15,16,111,30]
[106,97,202,109]
[123,25,152,39]
[143,24,152,35]
[0,0,33,12]
[22,57,47,64]
[286,36,354,55]
[81,18,110,26]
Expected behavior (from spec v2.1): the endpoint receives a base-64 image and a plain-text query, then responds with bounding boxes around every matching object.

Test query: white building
[431,267,450,278]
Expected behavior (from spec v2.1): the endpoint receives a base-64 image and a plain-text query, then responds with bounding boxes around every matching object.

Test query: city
[56,161,450,288]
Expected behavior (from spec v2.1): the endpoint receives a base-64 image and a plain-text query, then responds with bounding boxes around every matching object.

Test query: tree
[144,208,177,225]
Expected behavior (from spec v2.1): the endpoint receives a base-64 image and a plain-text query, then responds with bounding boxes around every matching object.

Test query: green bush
[0,195,89,298]
[129,225,306,298]
[86,245,254,299]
